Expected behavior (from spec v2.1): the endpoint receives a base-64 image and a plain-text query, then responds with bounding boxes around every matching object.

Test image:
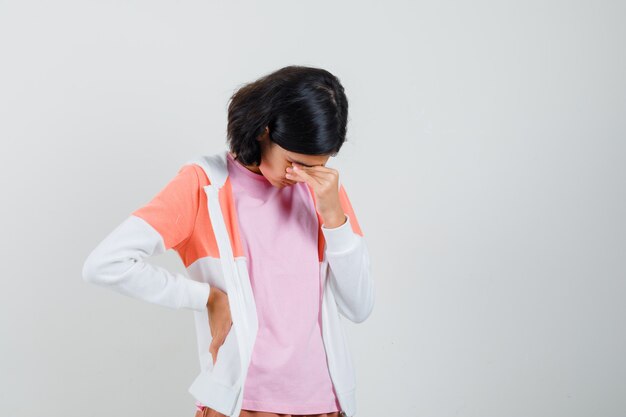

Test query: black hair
[226,65,349,166]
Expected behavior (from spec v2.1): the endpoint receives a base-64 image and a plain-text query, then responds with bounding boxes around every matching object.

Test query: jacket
[82,149,375,417]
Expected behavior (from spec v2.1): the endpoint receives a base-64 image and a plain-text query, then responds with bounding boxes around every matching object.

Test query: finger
[285,170,306,183]
[287,168,336,188]
[209,339,223,363]
[210,323,231,346]
[291,163,338,182]
[209,346,217,365]
[289,164,329,185]
[287,167,317,186]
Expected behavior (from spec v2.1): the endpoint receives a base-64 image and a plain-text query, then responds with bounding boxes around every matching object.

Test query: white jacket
[82,150,374,416]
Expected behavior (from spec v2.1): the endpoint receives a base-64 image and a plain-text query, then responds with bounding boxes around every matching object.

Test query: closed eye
[288,159,324,168]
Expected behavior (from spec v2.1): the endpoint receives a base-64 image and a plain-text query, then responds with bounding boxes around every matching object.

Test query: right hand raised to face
[206,286,233,366]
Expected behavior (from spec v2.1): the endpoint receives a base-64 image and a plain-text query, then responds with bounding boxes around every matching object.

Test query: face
[252,128,331,188]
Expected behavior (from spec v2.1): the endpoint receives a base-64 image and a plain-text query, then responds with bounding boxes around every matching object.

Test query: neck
[229,152,263,175]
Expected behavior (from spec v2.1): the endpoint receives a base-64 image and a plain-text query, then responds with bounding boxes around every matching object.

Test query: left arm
[321,184,375,323]
[287,164,375,323]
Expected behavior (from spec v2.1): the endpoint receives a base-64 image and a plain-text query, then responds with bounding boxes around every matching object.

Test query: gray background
[1,1,624,416]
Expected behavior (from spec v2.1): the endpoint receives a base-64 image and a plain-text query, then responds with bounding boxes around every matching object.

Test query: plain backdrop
[1,1,624,416]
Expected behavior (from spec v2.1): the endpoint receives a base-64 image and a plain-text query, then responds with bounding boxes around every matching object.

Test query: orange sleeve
[338,183,364,237]
[131,164,200,251]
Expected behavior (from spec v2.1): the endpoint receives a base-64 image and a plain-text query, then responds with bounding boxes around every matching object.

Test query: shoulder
[181,150,229,187]
[180,162,210,187]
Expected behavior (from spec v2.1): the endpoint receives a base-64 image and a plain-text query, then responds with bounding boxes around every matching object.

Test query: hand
[206,287,233,366]
[285,163,347,228]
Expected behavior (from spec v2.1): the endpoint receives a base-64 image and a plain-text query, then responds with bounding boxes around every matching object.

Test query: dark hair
[226,65,349,166]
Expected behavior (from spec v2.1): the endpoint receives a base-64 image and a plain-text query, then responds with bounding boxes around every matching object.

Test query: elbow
[82,251,101,284]
[82,247,139,288]
[329,262,375,324]
[82,215,150,286]
[351,294,375,324]
[351,267,375,324]
[361,295,375,323]
[340,285,375,324]
[82,249,120,285]
[343,303,373,324]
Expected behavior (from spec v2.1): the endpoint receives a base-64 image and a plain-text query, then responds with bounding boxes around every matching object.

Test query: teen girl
[83,65,374,417]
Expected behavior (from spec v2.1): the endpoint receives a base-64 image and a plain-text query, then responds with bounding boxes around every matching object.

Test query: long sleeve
[82,164,211,312]
[321,183,374,324]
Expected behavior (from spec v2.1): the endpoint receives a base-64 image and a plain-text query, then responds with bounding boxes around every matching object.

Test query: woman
[83,65,374,417]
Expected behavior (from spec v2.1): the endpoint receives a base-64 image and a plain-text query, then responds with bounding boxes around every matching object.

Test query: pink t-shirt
[225,151,341,414]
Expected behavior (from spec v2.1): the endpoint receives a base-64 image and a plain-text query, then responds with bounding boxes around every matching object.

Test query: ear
[257,126,270,141]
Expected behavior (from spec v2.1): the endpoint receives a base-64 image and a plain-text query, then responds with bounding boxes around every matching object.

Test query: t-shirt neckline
[227,152,270,183]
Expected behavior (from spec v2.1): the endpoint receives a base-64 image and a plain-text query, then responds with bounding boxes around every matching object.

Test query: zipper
[204,182,254,417]
[320,254,347,417]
